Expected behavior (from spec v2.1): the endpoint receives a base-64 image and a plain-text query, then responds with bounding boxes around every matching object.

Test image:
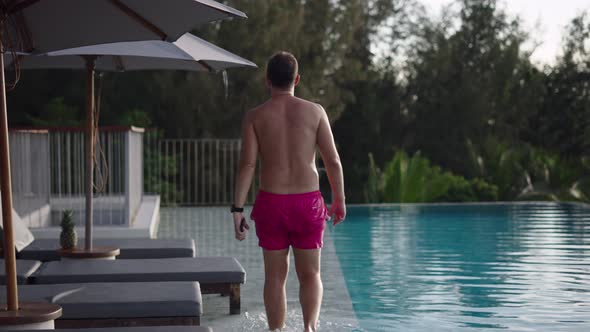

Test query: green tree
[404,0,542,176]
[28,97,81,126]
[530,12,590,156]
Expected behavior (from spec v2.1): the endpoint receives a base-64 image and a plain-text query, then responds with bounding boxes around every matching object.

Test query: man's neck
[270,88,294,98]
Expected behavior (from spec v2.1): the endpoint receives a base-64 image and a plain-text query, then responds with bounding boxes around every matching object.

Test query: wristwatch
[231,205,244,213]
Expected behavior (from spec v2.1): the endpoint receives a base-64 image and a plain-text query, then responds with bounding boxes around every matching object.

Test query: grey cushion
[7,328,212,332]
[33,257,245,285]
[18,238,196,261]
[0,259,41,284]
[0,282,202,319]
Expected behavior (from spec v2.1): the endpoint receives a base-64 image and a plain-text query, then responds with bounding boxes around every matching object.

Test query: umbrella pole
[0,24,19,312]
[0,30,62,331]
[84,57,96,251]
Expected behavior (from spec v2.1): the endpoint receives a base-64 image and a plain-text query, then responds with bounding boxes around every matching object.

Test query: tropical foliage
[373,151,498,203]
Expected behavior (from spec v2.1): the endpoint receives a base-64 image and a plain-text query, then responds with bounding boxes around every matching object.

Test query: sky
[422,0,590,65]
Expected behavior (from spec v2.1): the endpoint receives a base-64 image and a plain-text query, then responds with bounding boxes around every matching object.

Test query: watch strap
[231,205,244,213]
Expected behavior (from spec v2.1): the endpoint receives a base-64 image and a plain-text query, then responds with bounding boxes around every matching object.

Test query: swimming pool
[330,203,590,331]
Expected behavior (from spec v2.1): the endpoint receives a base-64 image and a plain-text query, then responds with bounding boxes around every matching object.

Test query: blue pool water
[329,203,590,331]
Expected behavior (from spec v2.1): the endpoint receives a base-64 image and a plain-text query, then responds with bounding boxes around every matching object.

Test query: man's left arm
[232,111,258,240]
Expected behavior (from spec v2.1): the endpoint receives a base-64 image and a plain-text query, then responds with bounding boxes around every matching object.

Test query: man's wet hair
[266,51,298,89]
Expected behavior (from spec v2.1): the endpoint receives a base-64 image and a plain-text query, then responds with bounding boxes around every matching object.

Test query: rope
[1,12,24,90]
[93,72,109,193]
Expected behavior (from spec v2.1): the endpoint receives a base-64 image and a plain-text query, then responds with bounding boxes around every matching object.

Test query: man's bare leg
[263,249,289,330]
[293,248,323,332]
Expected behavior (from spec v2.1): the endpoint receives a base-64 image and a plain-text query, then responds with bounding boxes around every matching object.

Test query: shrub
[379,150,498,203]
[470,178,499,201]
[439,177,499,202]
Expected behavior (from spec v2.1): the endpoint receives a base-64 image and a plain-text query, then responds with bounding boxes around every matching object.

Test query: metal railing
[9,127,144,227]
[11,128,327,215]
[8,130,51,227]
[144,134,259,206]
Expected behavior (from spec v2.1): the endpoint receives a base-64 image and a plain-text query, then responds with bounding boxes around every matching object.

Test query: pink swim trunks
[250,190,328,250]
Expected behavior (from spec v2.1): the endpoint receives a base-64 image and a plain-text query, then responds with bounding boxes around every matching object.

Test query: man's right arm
[316,105,346,225]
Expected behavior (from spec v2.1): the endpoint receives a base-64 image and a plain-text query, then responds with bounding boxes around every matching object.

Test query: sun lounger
[0,282,202,328]
[8,328,212,332]
[7,327,212,332]
[17,238,196,261]
[31,257,246,314]
[0,259,41,284]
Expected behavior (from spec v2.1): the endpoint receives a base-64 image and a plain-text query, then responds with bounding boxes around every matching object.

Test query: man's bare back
[248,94,325,194]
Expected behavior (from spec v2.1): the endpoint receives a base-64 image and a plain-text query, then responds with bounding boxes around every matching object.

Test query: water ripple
[331,203,590,331]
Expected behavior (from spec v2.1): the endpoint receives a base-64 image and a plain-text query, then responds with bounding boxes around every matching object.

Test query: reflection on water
[331,203,590,331]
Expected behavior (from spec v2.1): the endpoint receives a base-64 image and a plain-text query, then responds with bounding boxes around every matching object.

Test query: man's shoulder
[292,97,324,113]
[248,97,324,117]
[246,102,269,118]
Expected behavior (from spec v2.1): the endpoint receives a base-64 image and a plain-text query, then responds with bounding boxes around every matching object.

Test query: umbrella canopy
[0,0,248,317]
[13,33,257,72]
[4,0,246,53]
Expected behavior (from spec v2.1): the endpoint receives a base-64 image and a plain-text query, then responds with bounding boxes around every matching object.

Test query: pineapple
[59,210,77,250]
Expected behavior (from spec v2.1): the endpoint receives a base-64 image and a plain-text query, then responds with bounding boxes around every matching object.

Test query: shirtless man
[232,51,346,331]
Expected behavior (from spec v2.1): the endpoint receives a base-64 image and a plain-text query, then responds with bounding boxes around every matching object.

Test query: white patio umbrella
[0,0,246,322]
[9,32,256,253]
[17,33,256,72]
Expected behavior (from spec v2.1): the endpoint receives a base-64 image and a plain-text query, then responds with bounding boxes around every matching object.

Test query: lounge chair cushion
[32,257,245,285]
[7,328,212,332]
[8,328,212,332]
[18,238,196,261]
[0,282,202,319]
[0,259,41,284]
